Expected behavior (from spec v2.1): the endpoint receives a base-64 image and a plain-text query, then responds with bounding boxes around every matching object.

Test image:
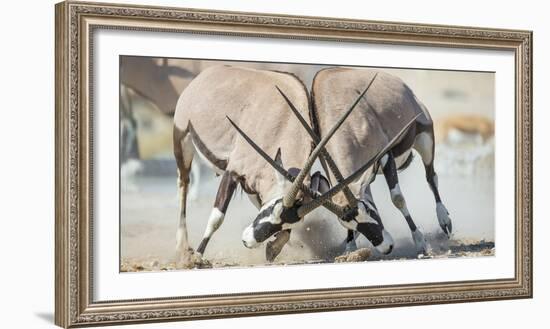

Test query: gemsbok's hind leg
[173,128,197,268]
[414,124,453,237]
[381,152,427,254]
[188,160,202,201]
[196,171,238,255]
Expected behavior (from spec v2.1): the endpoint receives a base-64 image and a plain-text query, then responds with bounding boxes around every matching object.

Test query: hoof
[176,247,211,269]
[436,203,453,237]
[176,247,196,269]
[411,229,427,255]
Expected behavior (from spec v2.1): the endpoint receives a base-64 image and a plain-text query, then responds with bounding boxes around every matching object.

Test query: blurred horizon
[119,56,495,271]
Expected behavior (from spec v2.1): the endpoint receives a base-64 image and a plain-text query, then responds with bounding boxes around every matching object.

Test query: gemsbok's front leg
[381,152,427,254]
[414,123,453,237]
[196,171,238,255]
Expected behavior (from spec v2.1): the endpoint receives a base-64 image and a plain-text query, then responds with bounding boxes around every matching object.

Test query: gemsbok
[311,68,452,254]
[173,65,335,267]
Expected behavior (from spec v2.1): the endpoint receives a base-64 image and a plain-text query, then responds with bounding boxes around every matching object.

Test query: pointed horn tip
[226,116,236,126]
[275,85,288,99]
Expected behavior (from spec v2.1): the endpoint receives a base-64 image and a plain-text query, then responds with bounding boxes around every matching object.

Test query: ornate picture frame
[55,1,532,327]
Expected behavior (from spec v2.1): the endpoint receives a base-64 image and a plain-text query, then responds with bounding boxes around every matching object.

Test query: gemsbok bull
[173,65,328,267]
[236,67,453,256]
[310,68,452,254]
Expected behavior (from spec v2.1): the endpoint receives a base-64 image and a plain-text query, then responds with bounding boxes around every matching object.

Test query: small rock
[334,248,372,263]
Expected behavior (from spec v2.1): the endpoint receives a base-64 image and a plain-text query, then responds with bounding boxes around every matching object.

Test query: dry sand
[120,64,495,272]
[120,144,495,272]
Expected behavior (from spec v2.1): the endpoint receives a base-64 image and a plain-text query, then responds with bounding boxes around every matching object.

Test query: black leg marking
[346,230,355,243]
[425,163,442,203]
[382,152,417,232]
[197,171,238,255]
[196,237,210,255]
[413,123,452,236]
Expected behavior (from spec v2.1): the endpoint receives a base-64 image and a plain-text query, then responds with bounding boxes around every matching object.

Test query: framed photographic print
[55,1,532,327]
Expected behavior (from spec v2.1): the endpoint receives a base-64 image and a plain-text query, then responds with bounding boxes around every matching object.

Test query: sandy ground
[120,63,495,272]
[120,140,495,272]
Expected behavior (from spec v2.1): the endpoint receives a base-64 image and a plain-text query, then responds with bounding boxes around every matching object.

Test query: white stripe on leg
[390,183,427,254]
[203,208,225,239]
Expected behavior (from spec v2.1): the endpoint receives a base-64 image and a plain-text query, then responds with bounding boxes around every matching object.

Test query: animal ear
[310,171,330,194]
[274,148,283,167]
[274,148,286,189]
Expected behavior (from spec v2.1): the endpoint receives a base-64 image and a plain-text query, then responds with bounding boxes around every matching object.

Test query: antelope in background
[120,57,193,161]
[120,57,204,196]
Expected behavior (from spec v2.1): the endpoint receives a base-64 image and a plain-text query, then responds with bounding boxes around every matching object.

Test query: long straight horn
[276,86,358,208]
[282,73,378,208]
[226,116,346,218]
[296,112,421,218]
[226,116,295,183]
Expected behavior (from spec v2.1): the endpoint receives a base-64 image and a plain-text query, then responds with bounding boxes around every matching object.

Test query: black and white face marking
[241,198,302,248]
[242,153,309,249]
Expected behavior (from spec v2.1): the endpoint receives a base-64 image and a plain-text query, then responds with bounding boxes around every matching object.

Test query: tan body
[312,67,452,254]
[173,66,314,266]
[174,65,313,202]
[312,68,430,205]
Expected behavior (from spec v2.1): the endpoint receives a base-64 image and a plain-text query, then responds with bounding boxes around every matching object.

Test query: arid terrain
[120,60,495,272]
[120,143,495,272]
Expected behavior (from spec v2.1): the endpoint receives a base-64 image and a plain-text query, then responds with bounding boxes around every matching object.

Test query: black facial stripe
[365,207,379,221]
[359,200,383,227]
[357,222,384,246]
[363,197,378,210]
[253,222,283,243]
[280,205,301,224]
[253,199,282,226]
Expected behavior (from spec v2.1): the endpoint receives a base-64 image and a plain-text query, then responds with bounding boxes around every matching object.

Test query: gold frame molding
[55,1,533,327]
